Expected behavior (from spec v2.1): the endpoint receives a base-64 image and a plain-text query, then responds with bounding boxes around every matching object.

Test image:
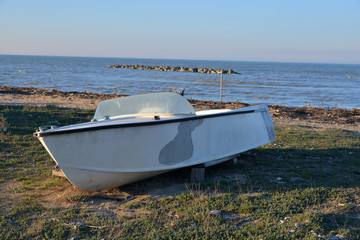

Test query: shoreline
[1,85,359,129]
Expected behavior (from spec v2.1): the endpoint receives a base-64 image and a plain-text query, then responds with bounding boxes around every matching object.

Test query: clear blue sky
[1,0,359,64]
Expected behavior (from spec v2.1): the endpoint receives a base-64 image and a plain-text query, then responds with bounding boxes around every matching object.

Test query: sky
[0,0,360,64]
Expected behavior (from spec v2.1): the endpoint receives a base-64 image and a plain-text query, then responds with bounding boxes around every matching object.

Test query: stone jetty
[108,64,239,74]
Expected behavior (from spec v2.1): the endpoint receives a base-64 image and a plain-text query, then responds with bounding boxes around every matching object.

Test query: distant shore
[0,86,359,128]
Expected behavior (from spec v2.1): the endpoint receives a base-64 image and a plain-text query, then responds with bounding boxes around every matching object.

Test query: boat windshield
[94,92,195,120]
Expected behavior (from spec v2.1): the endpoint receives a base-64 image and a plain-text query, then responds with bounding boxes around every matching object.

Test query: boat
[34,92,275,191]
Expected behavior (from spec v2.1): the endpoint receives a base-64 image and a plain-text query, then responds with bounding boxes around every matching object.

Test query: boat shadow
[117,146,360,196]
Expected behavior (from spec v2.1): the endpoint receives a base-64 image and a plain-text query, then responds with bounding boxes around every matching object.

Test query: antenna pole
[220,70,223,103]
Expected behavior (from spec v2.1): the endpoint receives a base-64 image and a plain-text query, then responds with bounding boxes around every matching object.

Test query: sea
[0,54,359,109]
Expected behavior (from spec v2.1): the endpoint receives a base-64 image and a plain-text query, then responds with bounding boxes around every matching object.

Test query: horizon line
[1,53,359,66]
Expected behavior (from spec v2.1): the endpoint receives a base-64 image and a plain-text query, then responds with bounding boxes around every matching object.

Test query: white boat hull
[36,95,275,191]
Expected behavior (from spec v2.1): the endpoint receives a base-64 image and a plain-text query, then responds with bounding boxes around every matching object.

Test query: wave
[24,82,42,85]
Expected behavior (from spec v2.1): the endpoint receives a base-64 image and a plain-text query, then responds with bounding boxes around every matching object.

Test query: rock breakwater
[108,64,239,74]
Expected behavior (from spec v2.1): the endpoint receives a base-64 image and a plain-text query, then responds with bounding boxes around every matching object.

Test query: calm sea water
[0,55,359,108]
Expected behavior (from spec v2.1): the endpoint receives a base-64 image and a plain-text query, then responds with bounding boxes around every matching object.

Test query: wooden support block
[52,169,66,178]
[191,167,205,183]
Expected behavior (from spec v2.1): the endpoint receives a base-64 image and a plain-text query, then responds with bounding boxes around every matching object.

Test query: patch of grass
[15,176,41,186]
[66,194,90,203]
[108,187,360,239]
[227,125,360,190]
[0,105,359,239]
[40,177,63,189]
[0,105,93,184]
